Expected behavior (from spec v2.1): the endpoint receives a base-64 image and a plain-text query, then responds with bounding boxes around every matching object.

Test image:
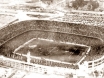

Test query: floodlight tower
[27,50,31,63]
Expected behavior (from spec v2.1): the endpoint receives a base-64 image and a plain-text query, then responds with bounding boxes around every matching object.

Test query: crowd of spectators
[2,52,78,69]
[0,54,78,76]
[0,20,102,47]
[1,54,104,78]
[0,19,103,71]
[63,12,104,27]
[1,55,104,78]
[32,57,78,69]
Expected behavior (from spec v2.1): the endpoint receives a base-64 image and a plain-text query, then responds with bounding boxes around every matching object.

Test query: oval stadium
[0,9,104,78]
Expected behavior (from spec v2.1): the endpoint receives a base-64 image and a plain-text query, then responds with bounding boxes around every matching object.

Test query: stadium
[1,9,104,78]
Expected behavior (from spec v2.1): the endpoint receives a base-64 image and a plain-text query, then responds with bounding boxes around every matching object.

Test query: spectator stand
[0,20,103,48]
[0,55,77,76]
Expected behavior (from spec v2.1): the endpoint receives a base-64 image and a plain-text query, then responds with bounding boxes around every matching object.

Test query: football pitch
[15,38,87,63]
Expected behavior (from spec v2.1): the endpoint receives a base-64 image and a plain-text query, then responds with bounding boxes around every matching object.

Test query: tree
[89,0,99,11]
[71,0,87,10]
[71,0,99,11]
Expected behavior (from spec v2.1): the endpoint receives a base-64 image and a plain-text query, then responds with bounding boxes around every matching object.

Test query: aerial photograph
[0,0,104,78]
